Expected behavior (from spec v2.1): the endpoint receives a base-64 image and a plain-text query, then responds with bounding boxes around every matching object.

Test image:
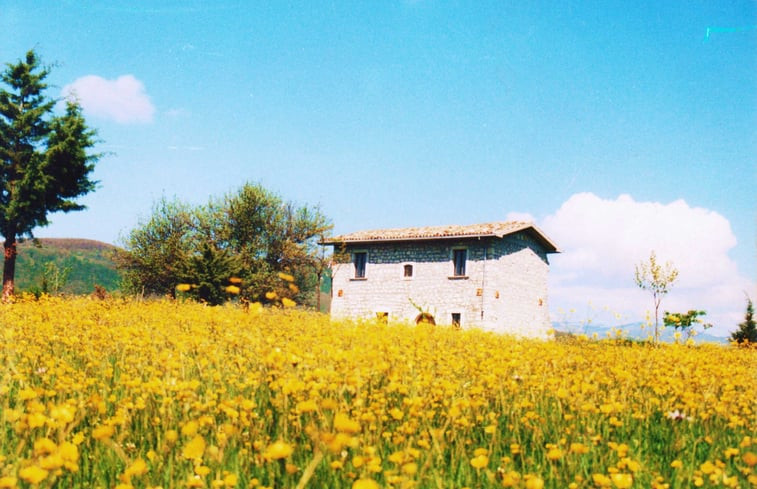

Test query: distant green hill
[14,238,122,295]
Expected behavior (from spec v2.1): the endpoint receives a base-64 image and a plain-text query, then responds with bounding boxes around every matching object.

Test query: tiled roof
[324,221,559,252]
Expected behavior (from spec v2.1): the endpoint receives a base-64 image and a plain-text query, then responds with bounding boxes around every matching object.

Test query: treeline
[115,182,331,307]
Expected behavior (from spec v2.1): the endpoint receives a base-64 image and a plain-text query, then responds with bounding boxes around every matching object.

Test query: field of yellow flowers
[0,296,755,489]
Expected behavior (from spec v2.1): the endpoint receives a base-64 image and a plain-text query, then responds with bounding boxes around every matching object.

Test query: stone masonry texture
[330,232,552,338]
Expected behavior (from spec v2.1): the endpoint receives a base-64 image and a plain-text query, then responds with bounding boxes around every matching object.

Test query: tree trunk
[2,235,17,301]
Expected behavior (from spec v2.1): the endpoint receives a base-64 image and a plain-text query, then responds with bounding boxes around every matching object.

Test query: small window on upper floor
[453,248,467,276]
[404,264,413,277]
[353,251,367,278]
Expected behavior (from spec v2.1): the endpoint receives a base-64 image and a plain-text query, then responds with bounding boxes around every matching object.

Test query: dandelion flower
[19,466,48,485]
[263,441,294,460]
[743,452,757,467]
[124,458,148,478]
[92,424,114,440]
[176,283,191,292]
[352,479,379,489]
[333,413,361,434]
[225,285,240,295]
[546,447,563,461]
[470,454,488,469]
[0,476,17,488]
[281,297,296,308]
[525,476,544,489]
[182,435,206,460]
[610,473,633,489]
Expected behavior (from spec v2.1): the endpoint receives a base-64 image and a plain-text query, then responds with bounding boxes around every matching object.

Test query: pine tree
[0,50,99,299]
[731,298,757,345]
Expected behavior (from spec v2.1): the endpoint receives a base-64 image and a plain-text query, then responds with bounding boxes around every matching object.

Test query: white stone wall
[330,233,552,338]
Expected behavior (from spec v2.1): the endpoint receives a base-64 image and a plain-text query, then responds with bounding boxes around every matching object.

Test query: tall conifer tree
[0,50,99,299]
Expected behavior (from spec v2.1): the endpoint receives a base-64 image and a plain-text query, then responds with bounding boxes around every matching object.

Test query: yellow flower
[33,438,57,455]
[225,285,240,295]
[27,412,46,428]
[742,451,757,467]
[333,413,360,434]
[58,442,79,472]
[181,420,199,437]
[570,443,589,454]
[39,453,63,470]
[470,454,488,469]
[176,283,191,292]
[265,291,278,300]
[699,461,715,474]
[182,435,207,460]
[525,476,545,489]
[389,408,404,420]
[295,399,318,413]
[229,276,243,284]
[92,424,114,440]
[670,459,683,469]
[0,476,17,488]
[186,475,204,488]
[610,473,633,489]
[19,466,48,485]
[723,447,739,458]
[18,387,38,401]
[165,429,179,444]
[546,447,563,461]
[352,479,379,489]
[281,297,296,308]
[592,474,612,487]
[124,458,148,478]
[263,441,294,460]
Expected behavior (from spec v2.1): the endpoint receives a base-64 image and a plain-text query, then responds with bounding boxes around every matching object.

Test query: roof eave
[324,224,560,253]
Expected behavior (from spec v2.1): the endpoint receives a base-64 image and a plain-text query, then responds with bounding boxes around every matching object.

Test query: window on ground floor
[451,313,461,328]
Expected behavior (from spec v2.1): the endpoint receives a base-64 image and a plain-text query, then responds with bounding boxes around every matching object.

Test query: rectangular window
[451,313,461,328]
[353,252,367,278]
[403,264,413,277]
[453,248,467,276]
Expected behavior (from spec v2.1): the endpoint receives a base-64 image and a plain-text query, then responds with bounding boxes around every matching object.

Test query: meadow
[0,296,754,488]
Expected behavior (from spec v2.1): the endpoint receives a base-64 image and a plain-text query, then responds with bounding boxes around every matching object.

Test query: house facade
[324,221,560,337]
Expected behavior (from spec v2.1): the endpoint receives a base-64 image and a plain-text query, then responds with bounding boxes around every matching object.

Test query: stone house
[324,221,560,337]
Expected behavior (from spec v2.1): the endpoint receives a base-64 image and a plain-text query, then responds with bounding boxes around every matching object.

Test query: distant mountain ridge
[552,321,730,344]
[14,238,122,294]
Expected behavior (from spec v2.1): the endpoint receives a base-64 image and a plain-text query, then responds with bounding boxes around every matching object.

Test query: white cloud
[505,211,536,223]
[62,75,155,124]
[541,193,755,336]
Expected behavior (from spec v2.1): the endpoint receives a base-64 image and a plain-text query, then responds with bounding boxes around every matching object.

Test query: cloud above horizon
[540,193,753,336]
[62,75,155,124]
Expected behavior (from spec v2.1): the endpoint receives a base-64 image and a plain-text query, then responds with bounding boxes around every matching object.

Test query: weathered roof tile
[324,221,559,252]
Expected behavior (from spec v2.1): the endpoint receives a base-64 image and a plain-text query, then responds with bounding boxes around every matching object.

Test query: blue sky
[2,1,755,335]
